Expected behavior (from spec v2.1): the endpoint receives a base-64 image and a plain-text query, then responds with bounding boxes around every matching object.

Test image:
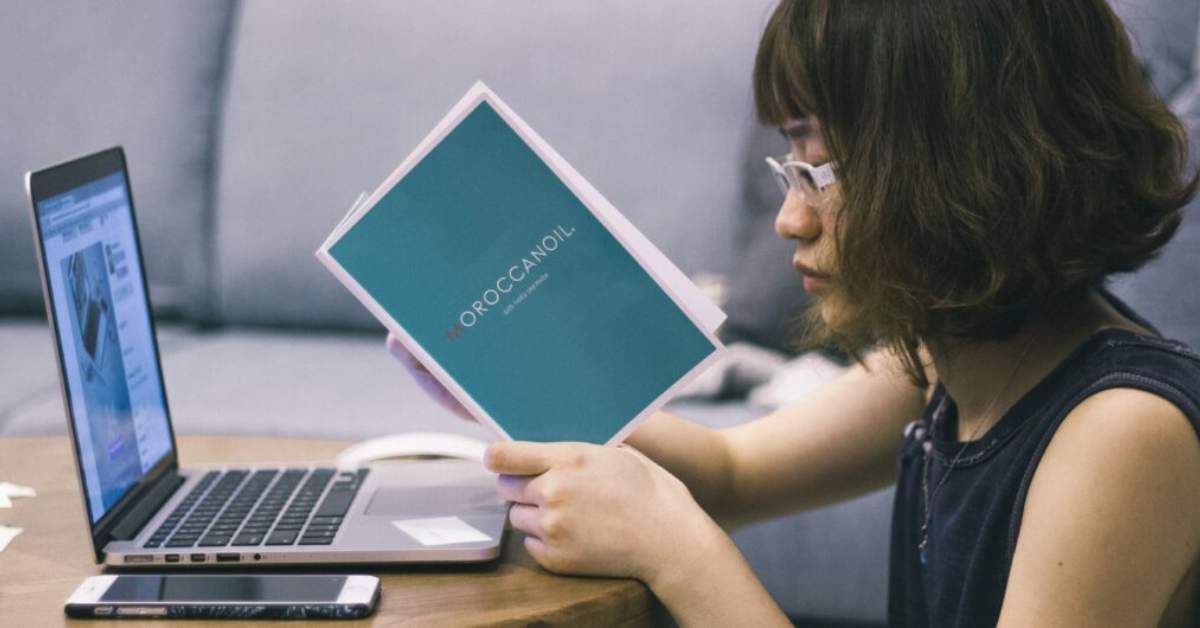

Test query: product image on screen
[101,576,347,603]
[61,242,141,510]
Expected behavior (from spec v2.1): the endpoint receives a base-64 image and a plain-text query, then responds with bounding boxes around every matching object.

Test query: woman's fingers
[511,504,569,574]
[386,332,475,421]
[485,441,582,476]
[508,503,545,538]
[386,333,426,373]
[522,535,557,572]
[496,473,539,504]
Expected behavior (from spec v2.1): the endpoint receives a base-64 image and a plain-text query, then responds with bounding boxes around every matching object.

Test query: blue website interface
[38,172,173,524]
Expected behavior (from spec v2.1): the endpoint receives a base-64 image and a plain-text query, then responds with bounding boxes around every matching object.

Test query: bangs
[753,0,820,126]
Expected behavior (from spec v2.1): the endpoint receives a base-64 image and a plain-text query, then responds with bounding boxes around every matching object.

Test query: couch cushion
[0,321,205,436]
[0,321,61,422]
[0,327,493,442]
[1111,0,1200,100]
[735,489,892,624]
[0,1,235,317]
[214,0,777,328]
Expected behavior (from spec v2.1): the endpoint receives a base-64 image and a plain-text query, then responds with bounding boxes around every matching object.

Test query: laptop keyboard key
[199,535,231,547]
[265,530,298,545]
[232,534,264,546]
[314,491,354,517]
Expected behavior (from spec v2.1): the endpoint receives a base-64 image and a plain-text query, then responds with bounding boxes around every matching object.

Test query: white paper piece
[322,191,371,251]
[0,525,22,552]
[0,481,36,508]
[338,192,370,230]
[392,517,492,546]
[0,482,37,499]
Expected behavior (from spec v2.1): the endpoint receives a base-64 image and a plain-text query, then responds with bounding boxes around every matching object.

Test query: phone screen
[101,575,347,603]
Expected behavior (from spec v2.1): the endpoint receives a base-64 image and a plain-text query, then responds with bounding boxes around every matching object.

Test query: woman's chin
[814,295,848,328]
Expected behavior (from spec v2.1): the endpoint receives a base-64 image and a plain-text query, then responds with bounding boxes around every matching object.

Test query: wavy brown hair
[754,0,1198,385]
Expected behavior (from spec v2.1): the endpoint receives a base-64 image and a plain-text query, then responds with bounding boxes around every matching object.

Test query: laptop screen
[34,159,173,524]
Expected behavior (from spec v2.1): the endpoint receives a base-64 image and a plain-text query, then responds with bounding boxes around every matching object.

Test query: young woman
[393,1,1200,625]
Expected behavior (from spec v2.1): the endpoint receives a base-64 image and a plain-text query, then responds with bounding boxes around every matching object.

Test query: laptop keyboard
[143,467,369,549]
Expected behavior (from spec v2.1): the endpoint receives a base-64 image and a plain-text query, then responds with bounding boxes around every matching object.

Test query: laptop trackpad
[364,486,505,517]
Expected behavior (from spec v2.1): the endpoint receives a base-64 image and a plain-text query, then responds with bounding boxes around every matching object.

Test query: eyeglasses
[765,153,837,206]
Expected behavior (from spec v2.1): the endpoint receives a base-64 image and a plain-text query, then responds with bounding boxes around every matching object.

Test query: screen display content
[100,576,347,603]
[36,170,172,524]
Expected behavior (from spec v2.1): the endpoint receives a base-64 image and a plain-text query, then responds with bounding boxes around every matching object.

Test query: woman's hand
[485,440,721,586]
[386,332,474,421]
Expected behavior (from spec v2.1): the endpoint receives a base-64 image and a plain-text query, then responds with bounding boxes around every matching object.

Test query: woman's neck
[930,290,1147,442]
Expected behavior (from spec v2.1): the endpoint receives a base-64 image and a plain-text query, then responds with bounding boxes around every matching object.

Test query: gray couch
[2,2,1197,625]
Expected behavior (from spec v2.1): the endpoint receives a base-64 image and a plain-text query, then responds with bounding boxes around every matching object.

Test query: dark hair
[754,0,1197,385]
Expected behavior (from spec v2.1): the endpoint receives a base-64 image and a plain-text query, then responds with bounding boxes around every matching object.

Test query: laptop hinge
[109,471,185,541]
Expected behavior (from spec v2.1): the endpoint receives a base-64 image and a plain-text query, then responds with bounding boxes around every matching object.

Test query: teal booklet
[317,83,725,445]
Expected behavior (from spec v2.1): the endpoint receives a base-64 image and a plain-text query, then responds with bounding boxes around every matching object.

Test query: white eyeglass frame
[765,153,837,201]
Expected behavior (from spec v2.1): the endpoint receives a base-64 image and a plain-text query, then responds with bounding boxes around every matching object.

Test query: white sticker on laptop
[392,517,491,546]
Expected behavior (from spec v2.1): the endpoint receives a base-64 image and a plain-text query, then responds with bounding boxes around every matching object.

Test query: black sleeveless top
[888,299,1200,627]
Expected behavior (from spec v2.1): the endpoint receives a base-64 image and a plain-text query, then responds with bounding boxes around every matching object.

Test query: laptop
[26,147,508,568]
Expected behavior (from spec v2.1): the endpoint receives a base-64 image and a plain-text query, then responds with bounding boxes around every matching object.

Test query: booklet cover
[317,82,725,445]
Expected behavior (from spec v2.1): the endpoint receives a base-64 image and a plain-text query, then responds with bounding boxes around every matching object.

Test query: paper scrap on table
[0,482,36,498]
[0,525,23,552]
[392,517,491,546]
[0,482,36,509]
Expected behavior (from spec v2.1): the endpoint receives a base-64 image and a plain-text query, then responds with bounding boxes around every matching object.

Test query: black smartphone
[64,574,379,619]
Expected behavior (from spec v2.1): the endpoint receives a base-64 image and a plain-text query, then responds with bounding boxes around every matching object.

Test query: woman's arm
[649,513,792,627]
[998,388,1200,627]
[392,328,925,525]
[627,349,928,526]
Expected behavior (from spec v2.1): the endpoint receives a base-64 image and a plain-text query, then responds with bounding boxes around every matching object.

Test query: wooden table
[0,436,665,626]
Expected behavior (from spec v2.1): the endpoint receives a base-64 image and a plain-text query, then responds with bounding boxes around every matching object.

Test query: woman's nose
[774,189,821,241]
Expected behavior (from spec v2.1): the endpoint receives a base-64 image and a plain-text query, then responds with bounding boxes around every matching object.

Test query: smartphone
[64,574,379,619]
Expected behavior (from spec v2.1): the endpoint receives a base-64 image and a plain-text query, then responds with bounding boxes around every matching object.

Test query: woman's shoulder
[1003,382,1200,626]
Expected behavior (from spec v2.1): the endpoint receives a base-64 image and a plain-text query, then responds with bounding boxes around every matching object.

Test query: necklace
[916,330,1040,566]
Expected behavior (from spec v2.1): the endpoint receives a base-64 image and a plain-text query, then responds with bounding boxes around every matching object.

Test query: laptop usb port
[190,554,206,562]
[216,553,240,563]
[164,554,180,563]
[123,555,154,564]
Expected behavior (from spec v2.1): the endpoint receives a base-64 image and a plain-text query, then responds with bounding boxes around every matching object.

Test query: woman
[394,1,1200,625]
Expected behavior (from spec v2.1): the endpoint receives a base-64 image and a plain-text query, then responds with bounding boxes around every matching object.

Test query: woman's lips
[803,275,829,292]
[793,258,831,291]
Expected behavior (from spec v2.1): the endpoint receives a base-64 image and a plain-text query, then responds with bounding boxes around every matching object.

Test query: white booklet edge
[316,82,727,446]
